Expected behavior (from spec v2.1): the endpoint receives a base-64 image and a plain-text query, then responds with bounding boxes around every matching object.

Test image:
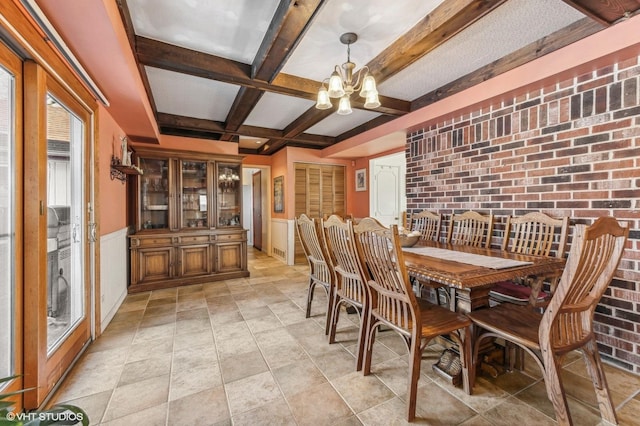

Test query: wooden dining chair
[446,210,494,248]
[440,210,494,309]
[353,217,472,422]
[468,217,629,426]
[295,214,334,335]
[409,210,442,242]
[321,215,370,371]
[490,212,569,306]
[407,210,445,303]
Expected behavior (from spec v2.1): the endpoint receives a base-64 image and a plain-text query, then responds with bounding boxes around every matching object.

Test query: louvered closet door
[294,163,345,262]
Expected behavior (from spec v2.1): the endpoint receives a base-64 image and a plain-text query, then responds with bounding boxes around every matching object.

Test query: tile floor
[51,248,640,425]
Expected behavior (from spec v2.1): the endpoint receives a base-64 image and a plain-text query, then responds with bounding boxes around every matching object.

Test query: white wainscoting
[99,227,128,332]
[271,218,295,265]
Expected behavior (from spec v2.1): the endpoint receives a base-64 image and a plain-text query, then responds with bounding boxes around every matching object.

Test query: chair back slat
[503,212,569,258]
[295,214,332,284]
[322,215,367,305]
[409,210,442,242]
[541,217,629,352]
[447,211,494,248]
[353,218,417,333]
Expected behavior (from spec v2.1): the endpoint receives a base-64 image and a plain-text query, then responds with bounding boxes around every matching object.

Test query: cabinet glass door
[140,158,169,230]
[217,163,241,227]
[180,160,208,229]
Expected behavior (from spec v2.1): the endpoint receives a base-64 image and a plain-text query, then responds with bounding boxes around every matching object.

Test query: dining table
[401,241,567,380]
[402,240,566,314]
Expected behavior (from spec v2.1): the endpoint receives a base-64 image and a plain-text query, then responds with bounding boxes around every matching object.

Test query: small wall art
[274,175,284,213]
[355,168,367,192]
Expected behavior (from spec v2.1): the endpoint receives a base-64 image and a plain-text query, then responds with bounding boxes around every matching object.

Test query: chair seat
[489,280,549,304]
[417,299,471,336]
[467,303,542,350]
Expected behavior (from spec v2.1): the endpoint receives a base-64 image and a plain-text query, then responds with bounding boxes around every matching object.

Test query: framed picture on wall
[355,168,366,192]
[274,175,284,213]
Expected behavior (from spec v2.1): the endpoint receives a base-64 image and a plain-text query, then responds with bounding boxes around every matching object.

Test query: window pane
[46,94,85,353]
[0,65,15,380]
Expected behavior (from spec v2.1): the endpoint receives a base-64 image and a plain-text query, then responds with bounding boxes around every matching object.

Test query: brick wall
[406,55,640,373]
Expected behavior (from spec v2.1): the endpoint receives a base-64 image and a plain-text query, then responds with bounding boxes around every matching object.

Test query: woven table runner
[402,247,532,270]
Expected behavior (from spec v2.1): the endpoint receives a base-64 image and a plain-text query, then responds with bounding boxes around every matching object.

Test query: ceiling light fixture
[315,32,380,115]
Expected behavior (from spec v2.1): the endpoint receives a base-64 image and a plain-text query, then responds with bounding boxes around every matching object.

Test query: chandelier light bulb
[315,86,332,109]
[327,70,345,98]
[359,74,377,97]
[364,91,381,109]
[337,95,352,115]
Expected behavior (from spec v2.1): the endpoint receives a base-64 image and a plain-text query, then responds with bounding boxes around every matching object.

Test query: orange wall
[98,105,128,235]
[154,135,239,155]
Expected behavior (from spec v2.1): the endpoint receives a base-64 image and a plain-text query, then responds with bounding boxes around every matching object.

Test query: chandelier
[315,32,380,115]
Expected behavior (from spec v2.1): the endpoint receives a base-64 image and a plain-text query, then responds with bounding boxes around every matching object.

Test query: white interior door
[370,153,406,227]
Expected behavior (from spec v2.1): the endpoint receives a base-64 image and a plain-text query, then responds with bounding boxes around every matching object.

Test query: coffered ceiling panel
[129,0,281,63]
[146,66,239,121]
[306,109,382,137]
[244,92,316,130]
[379,0,586,101]
[281,0,443,82]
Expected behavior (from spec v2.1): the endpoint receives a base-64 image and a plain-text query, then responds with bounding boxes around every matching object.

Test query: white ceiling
[110,0,599,153]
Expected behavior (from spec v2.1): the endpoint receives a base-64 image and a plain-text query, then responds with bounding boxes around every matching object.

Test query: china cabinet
[128,148,248,292]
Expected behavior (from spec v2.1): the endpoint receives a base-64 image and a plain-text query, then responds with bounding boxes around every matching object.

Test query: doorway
[370,152,406,227]
[242,166,270,253]
[23,62,93,408]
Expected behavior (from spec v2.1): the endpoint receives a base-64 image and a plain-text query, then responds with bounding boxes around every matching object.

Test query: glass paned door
[0,64,15,381]
[45,94,85,353]
[140,157,169,230]
[181,160,208,229]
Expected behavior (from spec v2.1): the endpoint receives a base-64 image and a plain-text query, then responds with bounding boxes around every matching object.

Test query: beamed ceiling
[113,0,640,155]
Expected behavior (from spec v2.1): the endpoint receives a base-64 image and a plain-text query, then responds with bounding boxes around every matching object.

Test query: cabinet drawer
[179,235,211,244]
[132,237,173,247]
[217,233,244,241]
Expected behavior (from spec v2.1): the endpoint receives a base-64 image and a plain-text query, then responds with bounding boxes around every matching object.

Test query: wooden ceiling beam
[274,0,506,151]
[411,18,603,110]
[252,0,326,82]
[560,0,640,25]
[135,36,409,116]
[221,86,265,139]
[156,112,335,145]
[366,0,507,83]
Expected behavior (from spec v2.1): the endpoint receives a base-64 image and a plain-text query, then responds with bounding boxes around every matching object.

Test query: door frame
[23,60,93,408]
[369,152,406,226]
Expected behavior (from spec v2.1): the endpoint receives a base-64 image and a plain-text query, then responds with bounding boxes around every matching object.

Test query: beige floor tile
[225,371,283,416]
[169,364,222,401]
[118,352,172,386]
[102,374,170,422]
[287,382,354,426]
[220,349,268,383]
[481,395,556,426]
[413,380,477,425]
[143,304,176,318]
[312,347,358,380]
[231,396,297,426]
[133,322,175,344]
[333,371,396,413]
[100,402,168,426]
[127,335,173,363]
[172,344,218,373]
[272,358,327,397]
[357,396,413,426]
[173,328,215,351]
[260,340,309,370]
[168,386,229,425]
[145,296,176,308]
[54,389,112,425]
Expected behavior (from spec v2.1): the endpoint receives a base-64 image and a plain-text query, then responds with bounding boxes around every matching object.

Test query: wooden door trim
[23,60,94,408]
